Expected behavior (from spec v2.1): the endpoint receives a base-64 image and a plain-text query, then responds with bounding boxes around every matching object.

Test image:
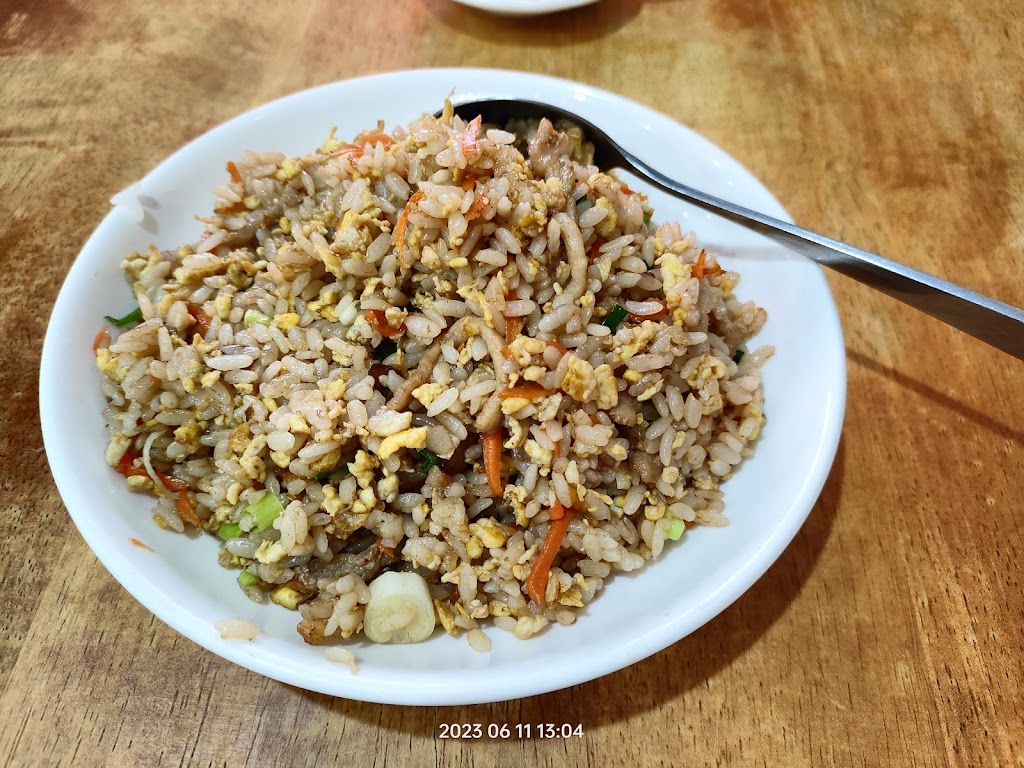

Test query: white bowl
[40,68,845,705]
[451,0,598,16]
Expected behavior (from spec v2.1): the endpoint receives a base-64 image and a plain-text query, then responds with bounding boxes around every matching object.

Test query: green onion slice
[602,304,628,331]
[418,448,439,475]
[237,570,260,587]
[243,309,271,327]
[218,523,242,540]
[245,491,284,532]
[666,520,686,540]
[104,306,142,327]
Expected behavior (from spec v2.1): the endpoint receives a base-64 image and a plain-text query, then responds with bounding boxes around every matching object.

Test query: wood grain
[2,0,1023,765]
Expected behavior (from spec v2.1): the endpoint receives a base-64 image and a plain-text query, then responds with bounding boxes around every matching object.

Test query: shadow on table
[292,439,845,728]
[847,348,1024,444]
[425,0,646,46]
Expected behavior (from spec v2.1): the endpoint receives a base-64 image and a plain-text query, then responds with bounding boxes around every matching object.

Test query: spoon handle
[624,151,1024,361]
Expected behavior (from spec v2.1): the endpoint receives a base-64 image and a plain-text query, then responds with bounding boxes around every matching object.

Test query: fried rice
[95,101,772,645]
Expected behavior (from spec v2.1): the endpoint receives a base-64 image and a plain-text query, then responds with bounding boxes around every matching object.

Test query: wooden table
[2,0,1022,765]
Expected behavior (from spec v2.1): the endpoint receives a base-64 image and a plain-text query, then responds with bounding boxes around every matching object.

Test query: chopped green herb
[643,212,652,227]
[373,338,398,362]
[418,448,439,475]
[315,465,350,485]
[243,309,272,327]
[218,523,242,540]
[245,491,284,532]
[732,349,745,364]
[237,570,260,588]
[104,306,142,328]
[666,520,686,540]
[602,304,628,331]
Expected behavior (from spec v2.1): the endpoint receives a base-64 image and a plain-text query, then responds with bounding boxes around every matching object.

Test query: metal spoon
[440,99,1024,361]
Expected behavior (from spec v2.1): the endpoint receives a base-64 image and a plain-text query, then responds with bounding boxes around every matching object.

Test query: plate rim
[39,67,846,705]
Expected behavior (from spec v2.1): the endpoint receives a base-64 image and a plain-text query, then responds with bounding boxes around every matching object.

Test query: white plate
[451,0,598,16]
[40,68,845,705]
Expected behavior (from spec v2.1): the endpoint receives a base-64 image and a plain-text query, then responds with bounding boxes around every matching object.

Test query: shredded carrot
[504,316,521,345]
[498,384,552,400]
[618,182,648,200]
[364,309,405,337]
[503,290,521,345]
[483,429,503,497]
[92,326,110,354]
[693,249,707,279]
[628,300,669,323]
[159,474,189,493]
[587,239,605,262]
[692,249,723,280]
[331,132,394,159]
[546,340,568,355]
[185,302,212,337]
[226,161,242,184]
[553,440,561,459]
[214,201,244,216]
[115,449,189,492]
[460,174,479,192]
[176,490,201,528]
[394,190,424,266]
[464,192,490,222]
[128,537,155,552]
[525,505,574,604]
[462,115,482,158]
[377,536,396,557]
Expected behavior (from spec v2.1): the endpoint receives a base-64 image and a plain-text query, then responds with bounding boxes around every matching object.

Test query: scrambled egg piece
[501,396,532,417]
[349,449,377,489]
[521,365,548,383]
[420,245,442,270]
[95,348,129,383]
[255,540,287,564]
[535,393,563,422]
[306,286,341,321]
[455,285,494,329]
[309,448,342,474]
[657,250,693,325]
[412,382,447,408]
[274,158,302,182]
[607,443,628,462]
[504,484,530,527]
[619,320,660,360]
[523,439,553,472]
[560,356,618,408]
[273,312,300,332]
[320,376,347,401]
[469,519,513,549]
[238,435,267,480]
[594,197,617,237]
[505,335,545,367]
[213,291,232,320]
[685,354,728,389]
[377,426,428,459]
[173,419,203,450]
[505,417,527,449]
